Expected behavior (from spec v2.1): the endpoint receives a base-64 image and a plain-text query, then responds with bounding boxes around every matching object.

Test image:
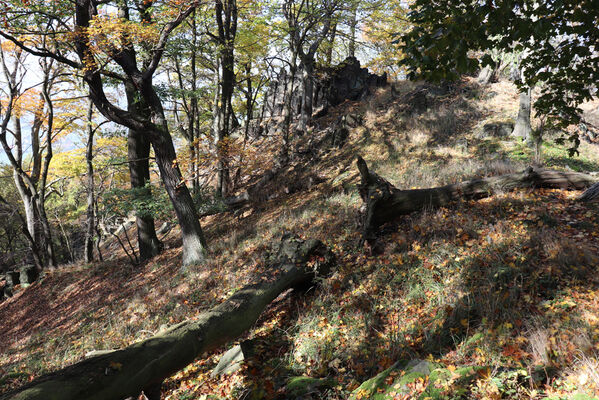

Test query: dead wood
[356,156,597,240]
[1,235,334,400]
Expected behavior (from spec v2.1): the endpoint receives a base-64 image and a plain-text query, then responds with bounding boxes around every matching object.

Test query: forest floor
[2,78,599,399]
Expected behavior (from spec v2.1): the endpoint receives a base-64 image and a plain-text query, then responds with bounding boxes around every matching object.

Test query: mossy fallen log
[356,156,597,240]
[1,235,334,400]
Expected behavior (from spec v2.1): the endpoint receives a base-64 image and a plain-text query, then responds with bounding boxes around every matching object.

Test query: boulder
[286,376,335,397]
[5,270,20,287]
[478,122,514,138]
[210,339,255,377]
[19,265,39,286]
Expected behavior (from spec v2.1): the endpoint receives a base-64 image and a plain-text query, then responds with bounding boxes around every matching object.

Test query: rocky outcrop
[315,56,387,108]
[257,57,386,137]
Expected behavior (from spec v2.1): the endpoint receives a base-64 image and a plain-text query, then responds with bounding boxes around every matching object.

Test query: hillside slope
[2,78,599,399]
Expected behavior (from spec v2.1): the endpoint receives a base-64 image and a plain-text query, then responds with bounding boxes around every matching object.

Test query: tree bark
[512,87,532,140]
[299,59,315,132]
[150,126,207,265]
[1,235,334,400]
[127,129,162,262]
[348,4,358,58]
[84,99,96,263]
[124,83,163,263]
[357,156,597,240]
[213,0,238,198]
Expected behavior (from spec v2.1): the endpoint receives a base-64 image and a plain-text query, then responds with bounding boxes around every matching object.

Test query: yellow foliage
[87,14,159,54]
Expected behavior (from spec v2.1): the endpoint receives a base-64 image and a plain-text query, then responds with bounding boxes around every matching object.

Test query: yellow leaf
[109,361,122,370]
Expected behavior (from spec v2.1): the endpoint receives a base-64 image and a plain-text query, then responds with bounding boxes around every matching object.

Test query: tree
[400,0,599,147]
[0,41,61,270]
[124,81,162,263]
[210,0,238,197]
[283,0,341,133]
[1,0,208,265]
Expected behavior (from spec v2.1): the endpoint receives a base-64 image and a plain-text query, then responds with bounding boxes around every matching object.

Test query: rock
[210,339,255,377]
[348,359,439,400]
[5,270,20,287]
[317,57,387,108]
[2,285,13,300]
[349,360,496,400]
[19,265,39,286]
[342,113,362,127]
[286,376,335,397]
[258,57,386,130]
[156,222,173,236]
[478,122,514,138]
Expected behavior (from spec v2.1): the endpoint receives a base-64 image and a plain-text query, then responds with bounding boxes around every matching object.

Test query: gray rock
[19,265,39,286]
[211,340,255,377]
[5,270,19,287]
[479,122,514,138]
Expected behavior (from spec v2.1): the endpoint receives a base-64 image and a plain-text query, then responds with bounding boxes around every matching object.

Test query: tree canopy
[401,0,599,138]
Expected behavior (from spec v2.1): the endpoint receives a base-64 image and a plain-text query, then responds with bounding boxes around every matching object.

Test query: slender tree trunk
[38,65,57,269]
[150,126,207,265]
[128,128,162,262]
[213,0,237,198]
[348,5,358,58]
[326,22,337,66]
[125,84,162,263]
[84,99,95,263]
[13,175,37,242]
[512,87,532,140]
[299,58,315,132]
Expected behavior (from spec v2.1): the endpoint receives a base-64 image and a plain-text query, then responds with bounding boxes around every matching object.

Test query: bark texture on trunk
[150,127,206,265]
[84,99,95,263]
[128,128,162,262]
[125,83,162,263]
[512,87,532,139]
[357,156,597,240]
[1,235,334,400]
[578,181,599,202]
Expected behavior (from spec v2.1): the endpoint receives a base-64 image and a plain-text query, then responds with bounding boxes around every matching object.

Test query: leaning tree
[1,0,209,265]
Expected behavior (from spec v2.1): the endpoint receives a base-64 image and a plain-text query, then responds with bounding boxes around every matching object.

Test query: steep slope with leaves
[2,78,599,399]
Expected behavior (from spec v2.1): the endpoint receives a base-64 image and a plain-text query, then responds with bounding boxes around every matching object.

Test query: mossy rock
[286,376,336,397]
[349,361,490,400]
[349,360,440,400]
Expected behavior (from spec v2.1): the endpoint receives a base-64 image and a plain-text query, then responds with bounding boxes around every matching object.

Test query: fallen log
[1,235,334,400]
[578,181,599,202]
[356,156,597,240]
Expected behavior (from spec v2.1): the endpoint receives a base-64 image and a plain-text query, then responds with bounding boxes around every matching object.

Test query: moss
[286,376,335,396]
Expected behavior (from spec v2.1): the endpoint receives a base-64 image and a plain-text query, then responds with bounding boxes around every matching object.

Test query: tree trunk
[128,129,162,262]
[512,87,532,140]
[125,84,162,263]
[281,52,298,164]
[357,156,597,240]
[149,125,207,265]
[348,5,358,58]
[299,59,315,132]
[84,99,95,263]
[1,235,334,400]
[213,0,237,198]
[325,22,337,66]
